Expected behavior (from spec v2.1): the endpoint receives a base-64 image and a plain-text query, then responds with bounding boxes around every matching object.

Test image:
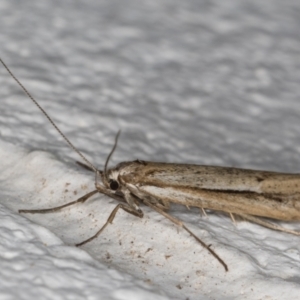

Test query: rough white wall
[1,1,300,299]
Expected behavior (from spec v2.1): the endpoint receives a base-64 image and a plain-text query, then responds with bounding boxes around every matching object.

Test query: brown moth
[2,58,300,272]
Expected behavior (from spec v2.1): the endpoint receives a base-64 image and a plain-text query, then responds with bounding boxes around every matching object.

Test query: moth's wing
[137,183,300,221]
[134,162,300,194]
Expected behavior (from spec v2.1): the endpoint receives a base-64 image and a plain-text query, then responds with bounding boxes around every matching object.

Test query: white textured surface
[1,0,300,299]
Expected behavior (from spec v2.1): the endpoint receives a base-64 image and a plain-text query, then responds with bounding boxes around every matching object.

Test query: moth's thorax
[106,160,147,185]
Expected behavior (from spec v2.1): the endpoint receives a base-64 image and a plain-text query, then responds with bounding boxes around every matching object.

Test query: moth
[2,58,300,273]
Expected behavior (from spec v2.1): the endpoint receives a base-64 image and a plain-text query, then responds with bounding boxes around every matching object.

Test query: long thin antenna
[104,130,120,184]
[0,58,98,174]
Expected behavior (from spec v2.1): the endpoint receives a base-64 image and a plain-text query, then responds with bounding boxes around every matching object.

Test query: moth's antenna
[0,58,98,174]
[103,130,120,184]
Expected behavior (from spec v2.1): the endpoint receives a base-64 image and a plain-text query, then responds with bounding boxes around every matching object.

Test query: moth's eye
[109,180,119,191]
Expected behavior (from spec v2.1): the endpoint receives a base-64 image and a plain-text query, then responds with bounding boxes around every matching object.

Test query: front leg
[19,190,99,214]
[125,183,170,210]
[76,202,144,246]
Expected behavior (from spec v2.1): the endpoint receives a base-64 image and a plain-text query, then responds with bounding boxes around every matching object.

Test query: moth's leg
[199,208,208,217]
[143,197,170,211]
[238,213,300,236]
[76,203,144,246]
[19,190,99,214]
[143,199,228,272]
[123,190,143,213]
[159,199,170,210]
[127,185,170,210]
[95,183,126,203]
[229,212,236,225]
[145,196,170,210]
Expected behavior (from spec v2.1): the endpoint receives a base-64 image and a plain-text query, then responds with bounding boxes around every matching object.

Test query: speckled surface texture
[1,0,300,299]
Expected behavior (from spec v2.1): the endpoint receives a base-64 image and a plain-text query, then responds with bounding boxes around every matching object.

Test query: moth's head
[102,168,120,191]
[102,161,133,192]
[101,130,144,193]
